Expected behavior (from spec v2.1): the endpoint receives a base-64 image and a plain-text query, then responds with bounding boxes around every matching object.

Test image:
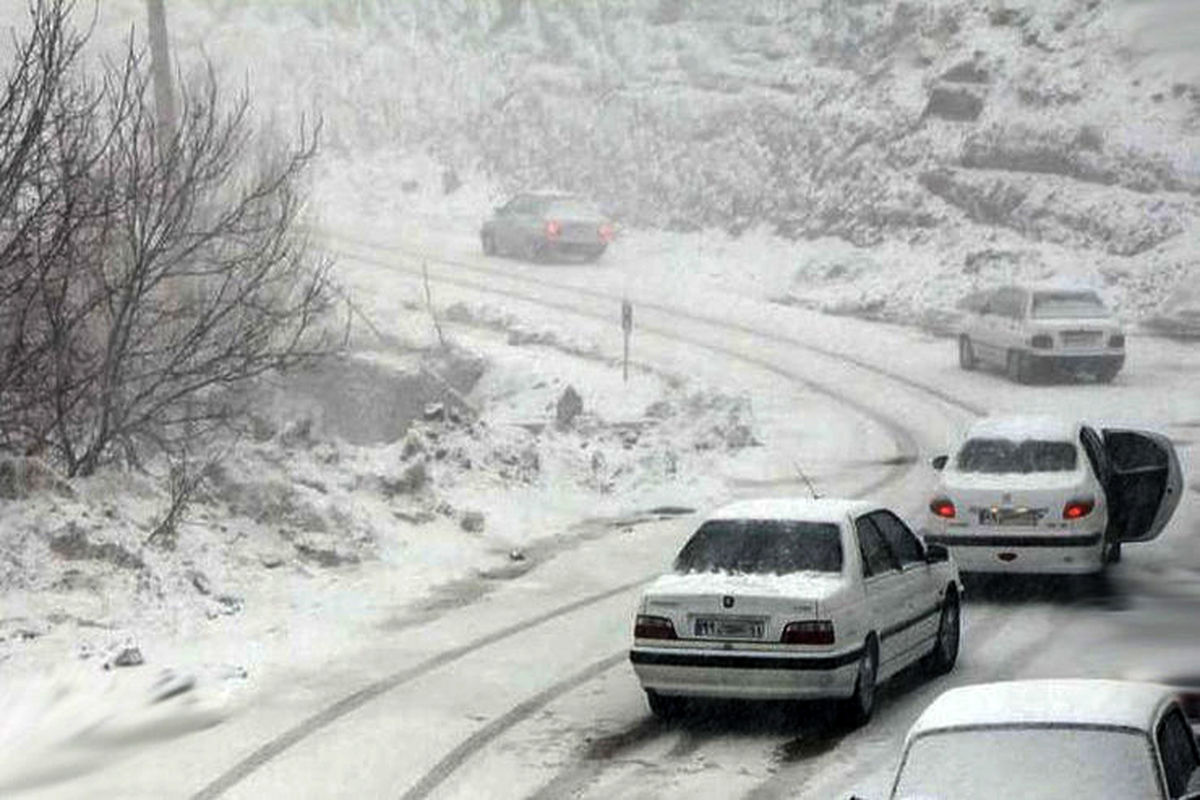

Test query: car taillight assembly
[598,223,615,242]
[930,497,956,519]
[1063,497,1095,520]
[544,219,562,239]
[781,620,835,645]
[1030,334,1054,349]
[634,614,677,640]
[1109,334,1125,348]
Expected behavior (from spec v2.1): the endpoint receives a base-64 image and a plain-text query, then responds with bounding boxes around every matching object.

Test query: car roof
[964,414,1079,442]
[909,680,1177,738]
[705,497,877,524]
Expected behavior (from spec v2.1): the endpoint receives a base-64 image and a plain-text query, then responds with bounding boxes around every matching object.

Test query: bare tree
[0,1,334,481]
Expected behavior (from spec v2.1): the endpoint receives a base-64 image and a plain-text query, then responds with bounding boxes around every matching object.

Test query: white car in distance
[630,498,962,726]
[876,680,1200,800]
[924,415,1182,577]
[957,283,1126,383]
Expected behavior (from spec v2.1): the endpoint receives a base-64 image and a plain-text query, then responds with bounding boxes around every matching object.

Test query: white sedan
[881,680,1200,799]
[629,498,961,726]
[924,415,1183,576]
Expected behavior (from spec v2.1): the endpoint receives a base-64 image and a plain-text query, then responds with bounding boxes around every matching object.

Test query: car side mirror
[925,543,950,564]
[931,454,948,471]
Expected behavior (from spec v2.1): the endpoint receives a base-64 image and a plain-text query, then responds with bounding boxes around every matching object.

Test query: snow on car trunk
[642,571,846,642]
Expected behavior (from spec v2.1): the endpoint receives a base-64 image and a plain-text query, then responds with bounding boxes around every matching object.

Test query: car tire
[481,232,497,256]
[1105,540,1122,564]
[646,690,684,720]
[525,238,549,263]
[837,638,878,729]
[923,590,960,676]
[1096,365,1120,384]
[958,336,976,371]
[1006,350,1030,384]
[584,244,606,263]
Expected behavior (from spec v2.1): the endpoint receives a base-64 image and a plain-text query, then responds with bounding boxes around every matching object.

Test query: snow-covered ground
[2,1,1200,797]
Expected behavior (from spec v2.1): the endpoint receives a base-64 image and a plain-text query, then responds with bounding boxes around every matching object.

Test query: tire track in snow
[194,235,985,799]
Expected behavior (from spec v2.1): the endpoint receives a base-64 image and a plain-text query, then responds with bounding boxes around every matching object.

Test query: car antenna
[792,460,821,499]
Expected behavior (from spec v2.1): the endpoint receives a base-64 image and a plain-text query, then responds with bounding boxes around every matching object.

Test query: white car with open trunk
[924,415,1183,576]
[877,679,1200,799]
[629,498,961,726]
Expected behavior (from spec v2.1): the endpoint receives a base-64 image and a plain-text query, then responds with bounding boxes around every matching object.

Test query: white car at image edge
[924,415,1182,576]
[869,679,1200,800]
[629,498,961,727]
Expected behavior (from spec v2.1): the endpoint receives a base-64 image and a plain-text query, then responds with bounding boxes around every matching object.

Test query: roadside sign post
[621,299,633,383]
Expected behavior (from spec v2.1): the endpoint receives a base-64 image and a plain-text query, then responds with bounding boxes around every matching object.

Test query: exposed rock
[189,570,213,596]
[460,510,486,533]
[923,85,984,121]
[105,646,145,670]
[941,61,989,84]
[48,524,144,571]
[424,402,446,422]
[555,385,584,429]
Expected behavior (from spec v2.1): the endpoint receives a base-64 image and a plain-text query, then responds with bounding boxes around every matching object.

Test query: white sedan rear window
[955,438,1078,474]
[893,726,1159,800]
[674,520,842,575]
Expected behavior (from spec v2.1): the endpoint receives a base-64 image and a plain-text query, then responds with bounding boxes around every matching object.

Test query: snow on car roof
[706,497,876,524]
[909,680,1177,738]
[964,414,1078,442]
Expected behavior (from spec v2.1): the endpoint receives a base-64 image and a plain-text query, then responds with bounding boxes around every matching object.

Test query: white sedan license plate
[978,508,1042,526]
[694,617,765,639]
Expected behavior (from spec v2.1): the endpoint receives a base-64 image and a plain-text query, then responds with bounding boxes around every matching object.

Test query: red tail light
[634,614,677,640]
[930,497,956,519]
[781,620,835,645]
[598,223,615,242]
[544,219,562,239]
[1063,498,1095,520]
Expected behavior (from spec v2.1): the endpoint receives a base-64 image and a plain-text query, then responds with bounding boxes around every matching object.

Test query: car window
[1080,426,1112,486]
[546,197,601,217]
[673,519,843,575]
[854,516,900,577]
[1032,290,1109,319]
[869,511,925,567]
[990,287,1024,319]
[955,438,1078,474]
[892,727,1160,800]
[1156,708,1200,798]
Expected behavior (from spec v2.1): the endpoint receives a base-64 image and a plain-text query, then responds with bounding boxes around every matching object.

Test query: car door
[1102,428,1184,543]
[497,195,535,252]
[995,287,1026,358]
[853,515,908,677]
[869,510,942,667]
[969,289,1003,365]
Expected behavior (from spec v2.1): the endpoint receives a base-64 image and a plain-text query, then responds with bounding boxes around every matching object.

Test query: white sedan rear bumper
[630,645,862,700]
[924,530,1105,575]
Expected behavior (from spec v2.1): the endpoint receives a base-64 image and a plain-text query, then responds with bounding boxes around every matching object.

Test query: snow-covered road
[29,229,1200,800]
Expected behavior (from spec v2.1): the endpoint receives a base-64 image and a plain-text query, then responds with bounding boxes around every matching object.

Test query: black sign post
[621,299,633,383]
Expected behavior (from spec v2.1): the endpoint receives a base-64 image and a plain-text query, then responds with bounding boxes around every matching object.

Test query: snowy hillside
[23,0,1197,324]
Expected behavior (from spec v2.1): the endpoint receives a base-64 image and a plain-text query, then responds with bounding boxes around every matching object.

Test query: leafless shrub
[0,0,334,482]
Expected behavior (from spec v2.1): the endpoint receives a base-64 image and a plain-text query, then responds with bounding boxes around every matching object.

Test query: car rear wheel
[837,638,878,728]
[1006,350,1030,384]
[646,690,684,720]
[583,244,606,262]
[923,590,960,676]
[958,336,976,370]
[1096,365,1120,384]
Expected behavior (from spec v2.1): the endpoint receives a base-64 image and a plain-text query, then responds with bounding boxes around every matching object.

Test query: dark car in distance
[481,192,615,263]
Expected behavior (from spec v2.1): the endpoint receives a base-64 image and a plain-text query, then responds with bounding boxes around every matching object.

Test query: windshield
[892,727,1159,800]
[1031,291,1109,319]
[955,438,1078,474]
[674,520,843,575]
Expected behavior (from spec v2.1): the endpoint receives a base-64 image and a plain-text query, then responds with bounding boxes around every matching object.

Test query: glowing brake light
[544,219,562,239]
[1063,498,1095,520]
[781,620,835,645]
[598,223,615,242]
[930,497,956,519]
[634,614,677,640]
